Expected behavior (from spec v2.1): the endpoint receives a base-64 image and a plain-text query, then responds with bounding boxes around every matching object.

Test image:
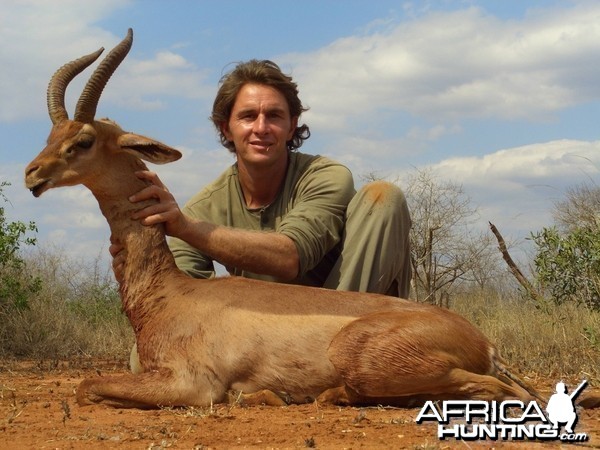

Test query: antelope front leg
[316,386,352,405]
[76,368,226,408]
[231,389,289,407]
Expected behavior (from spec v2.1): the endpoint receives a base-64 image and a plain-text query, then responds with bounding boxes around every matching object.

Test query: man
[112,60,411,297]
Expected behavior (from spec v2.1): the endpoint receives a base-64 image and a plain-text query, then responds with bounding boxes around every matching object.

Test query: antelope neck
[90,175,179,327]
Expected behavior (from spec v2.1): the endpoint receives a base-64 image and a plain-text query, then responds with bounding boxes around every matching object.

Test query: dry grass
[452,289,600,384]
[0,245,132,360]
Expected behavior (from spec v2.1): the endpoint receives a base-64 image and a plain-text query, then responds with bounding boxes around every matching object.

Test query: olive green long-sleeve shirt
[169,152,355,285]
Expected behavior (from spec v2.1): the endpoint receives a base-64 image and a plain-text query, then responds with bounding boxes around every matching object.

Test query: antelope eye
[77,136,95,149]
[64,135,95,157]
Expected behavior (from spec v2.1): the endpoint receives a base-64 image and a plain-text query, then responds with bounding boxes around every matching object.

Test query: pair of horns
[47,28,133,125]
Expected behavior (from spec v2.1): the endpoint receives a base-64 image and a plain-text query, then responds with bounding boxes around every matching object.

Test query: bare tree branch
[488,222,543,303]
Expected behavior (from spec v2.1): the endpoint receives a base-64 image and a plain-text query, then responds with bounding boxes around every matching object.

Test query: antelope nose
[25,164,39,177]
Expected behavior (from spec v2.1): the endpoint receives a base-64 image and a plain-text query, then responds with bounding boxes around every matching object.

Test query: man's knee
[360,180,403,205]
[353,181,410,224]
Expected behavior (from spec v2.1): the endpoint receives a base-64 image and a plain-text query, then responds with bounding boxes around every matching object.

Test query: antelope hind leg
[76,369,223,408]
[577,392,600,409]
[318,368,536,407]
[439,368,536,402]
[327,311,537,404]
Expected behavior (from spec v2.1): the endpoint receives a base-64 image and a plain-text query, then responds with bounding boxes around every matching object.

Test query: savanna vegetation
[0,173,598,384]
[0,182,132,361]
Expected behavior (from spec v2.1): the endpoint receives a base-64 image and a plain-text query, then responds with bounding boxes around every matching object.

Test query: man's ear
[220,121,233,141]
[118,133,182,164]
[288,116,299,140]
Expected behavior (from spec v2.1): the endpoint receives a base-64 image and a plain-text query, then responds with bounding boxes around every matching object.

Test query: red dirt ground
[0,359,598,449]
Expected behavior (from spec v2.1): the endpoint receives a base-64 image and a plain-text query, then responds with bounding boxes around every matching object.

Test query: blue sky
[1,0,600,266]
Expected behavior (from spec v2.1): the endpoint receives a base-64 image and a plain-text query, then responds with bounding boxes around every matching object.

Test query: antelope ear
[118,133,182,164]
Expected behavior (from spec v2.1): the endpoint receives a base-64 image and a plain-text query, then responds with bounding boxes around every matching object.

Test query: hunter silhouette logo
[546,380,587,434]
[416,380,590,442]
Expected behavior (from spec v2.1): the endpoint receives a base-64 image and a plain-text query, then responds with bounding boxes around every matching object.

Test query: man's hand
[129,171,190,238]
[109,171,190,283]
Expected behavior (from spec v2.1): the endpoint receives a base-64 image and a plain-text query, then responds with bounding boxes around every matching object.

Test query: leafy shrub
[531,226,600,311]
[0,182,41,311]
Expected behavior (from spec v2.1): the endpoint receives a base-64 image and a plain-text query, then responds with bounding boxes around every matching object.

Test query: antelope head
[25,28,181,199]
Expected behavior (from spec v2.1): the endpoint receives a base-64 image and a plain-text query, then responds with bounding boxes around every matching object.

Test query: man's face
[221,83,298,168]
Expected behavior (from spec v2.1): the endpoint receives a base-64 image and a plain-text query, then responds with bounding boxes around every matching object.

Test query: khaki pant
[322,180,412,297]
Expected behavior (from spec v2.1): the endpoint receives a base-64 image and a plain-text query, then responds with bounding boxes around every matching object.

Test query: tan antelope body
[24,30,598,409]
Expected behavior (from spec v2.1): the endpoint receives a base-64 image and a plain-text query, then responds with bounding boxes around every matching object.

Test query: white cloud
[434,140,600,182]
[280,4,600,130]
[0,0,211,122]
[407,124,462,142]
[104,52,212,111]
[427,140,600,238]
[0,0,129,121]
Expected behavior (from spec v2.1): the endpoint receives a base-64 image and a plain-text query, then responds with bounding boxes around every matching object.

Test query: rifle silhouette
[569,380,588,401]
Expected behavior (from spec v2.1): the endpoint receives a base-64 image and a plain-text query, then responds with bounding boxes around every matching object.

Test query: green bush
[531,226,600,310]
[0,182,40,311]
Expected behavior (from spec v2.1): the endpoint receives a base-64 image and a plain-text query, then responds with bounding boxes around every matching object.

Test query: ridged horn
[47,48,104,125]
[74,28,133,124]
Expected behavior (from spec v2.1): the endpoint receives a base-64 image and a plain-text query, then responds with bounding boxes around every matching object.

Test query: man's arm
[176,219,299,280]
[129,170,299,281]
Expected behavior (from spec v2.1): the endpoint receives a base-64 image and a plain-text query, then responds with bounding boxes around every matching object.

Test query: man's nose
[253,115,268,133]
